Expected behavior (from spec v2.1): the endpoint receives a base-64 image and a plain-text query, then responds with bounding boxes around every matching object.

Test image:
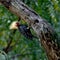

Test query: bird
[9,21,37,40]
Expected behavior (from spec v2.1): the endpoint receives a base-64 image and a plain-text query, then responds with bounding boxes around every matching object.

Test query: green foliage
[0,0,60,60]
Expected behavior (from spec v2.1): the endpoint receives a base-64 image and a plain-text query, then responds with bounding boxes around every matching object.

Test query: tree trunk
[0,0,60,60]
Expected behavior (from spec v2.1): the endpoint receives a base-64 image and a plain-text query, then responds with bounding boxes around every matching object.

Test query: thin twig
[3,30,16,53]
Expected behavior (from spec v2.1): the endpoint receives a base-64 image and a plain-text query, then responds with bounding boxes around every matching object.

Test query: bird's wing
[18,25,33,39]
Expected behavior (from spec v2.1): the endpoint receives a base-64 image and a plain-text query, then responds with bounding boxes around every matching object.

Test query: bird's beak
[9,21,18,30]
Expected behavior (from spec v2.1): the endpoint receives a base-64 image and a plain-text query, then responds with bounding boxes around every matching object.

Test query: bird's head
[9,21,20,30]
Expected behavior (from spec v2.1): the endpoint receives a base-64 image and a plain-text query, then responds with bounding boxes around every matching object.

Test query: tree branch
[0,0,60,60]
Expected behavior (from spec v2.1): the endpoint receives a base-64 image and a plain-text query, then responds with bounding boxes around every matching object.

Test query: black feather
[18,24,35,40]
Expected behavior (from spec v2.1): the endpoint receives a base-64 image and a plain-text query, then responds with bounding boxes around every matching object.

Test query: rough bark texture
[0,0,60,60]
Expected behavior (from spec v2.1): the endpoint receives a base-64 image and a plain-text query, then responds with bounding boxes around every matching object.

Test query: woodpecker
[10,21,37,40]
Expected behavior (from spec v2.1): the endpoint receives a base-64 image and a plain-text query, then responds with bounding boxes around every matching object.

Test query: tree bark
[0,0,60,60]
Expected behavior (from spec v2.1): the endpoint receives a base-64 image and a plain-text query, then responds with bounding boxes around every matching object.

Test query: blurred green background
[0,0,60,60]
